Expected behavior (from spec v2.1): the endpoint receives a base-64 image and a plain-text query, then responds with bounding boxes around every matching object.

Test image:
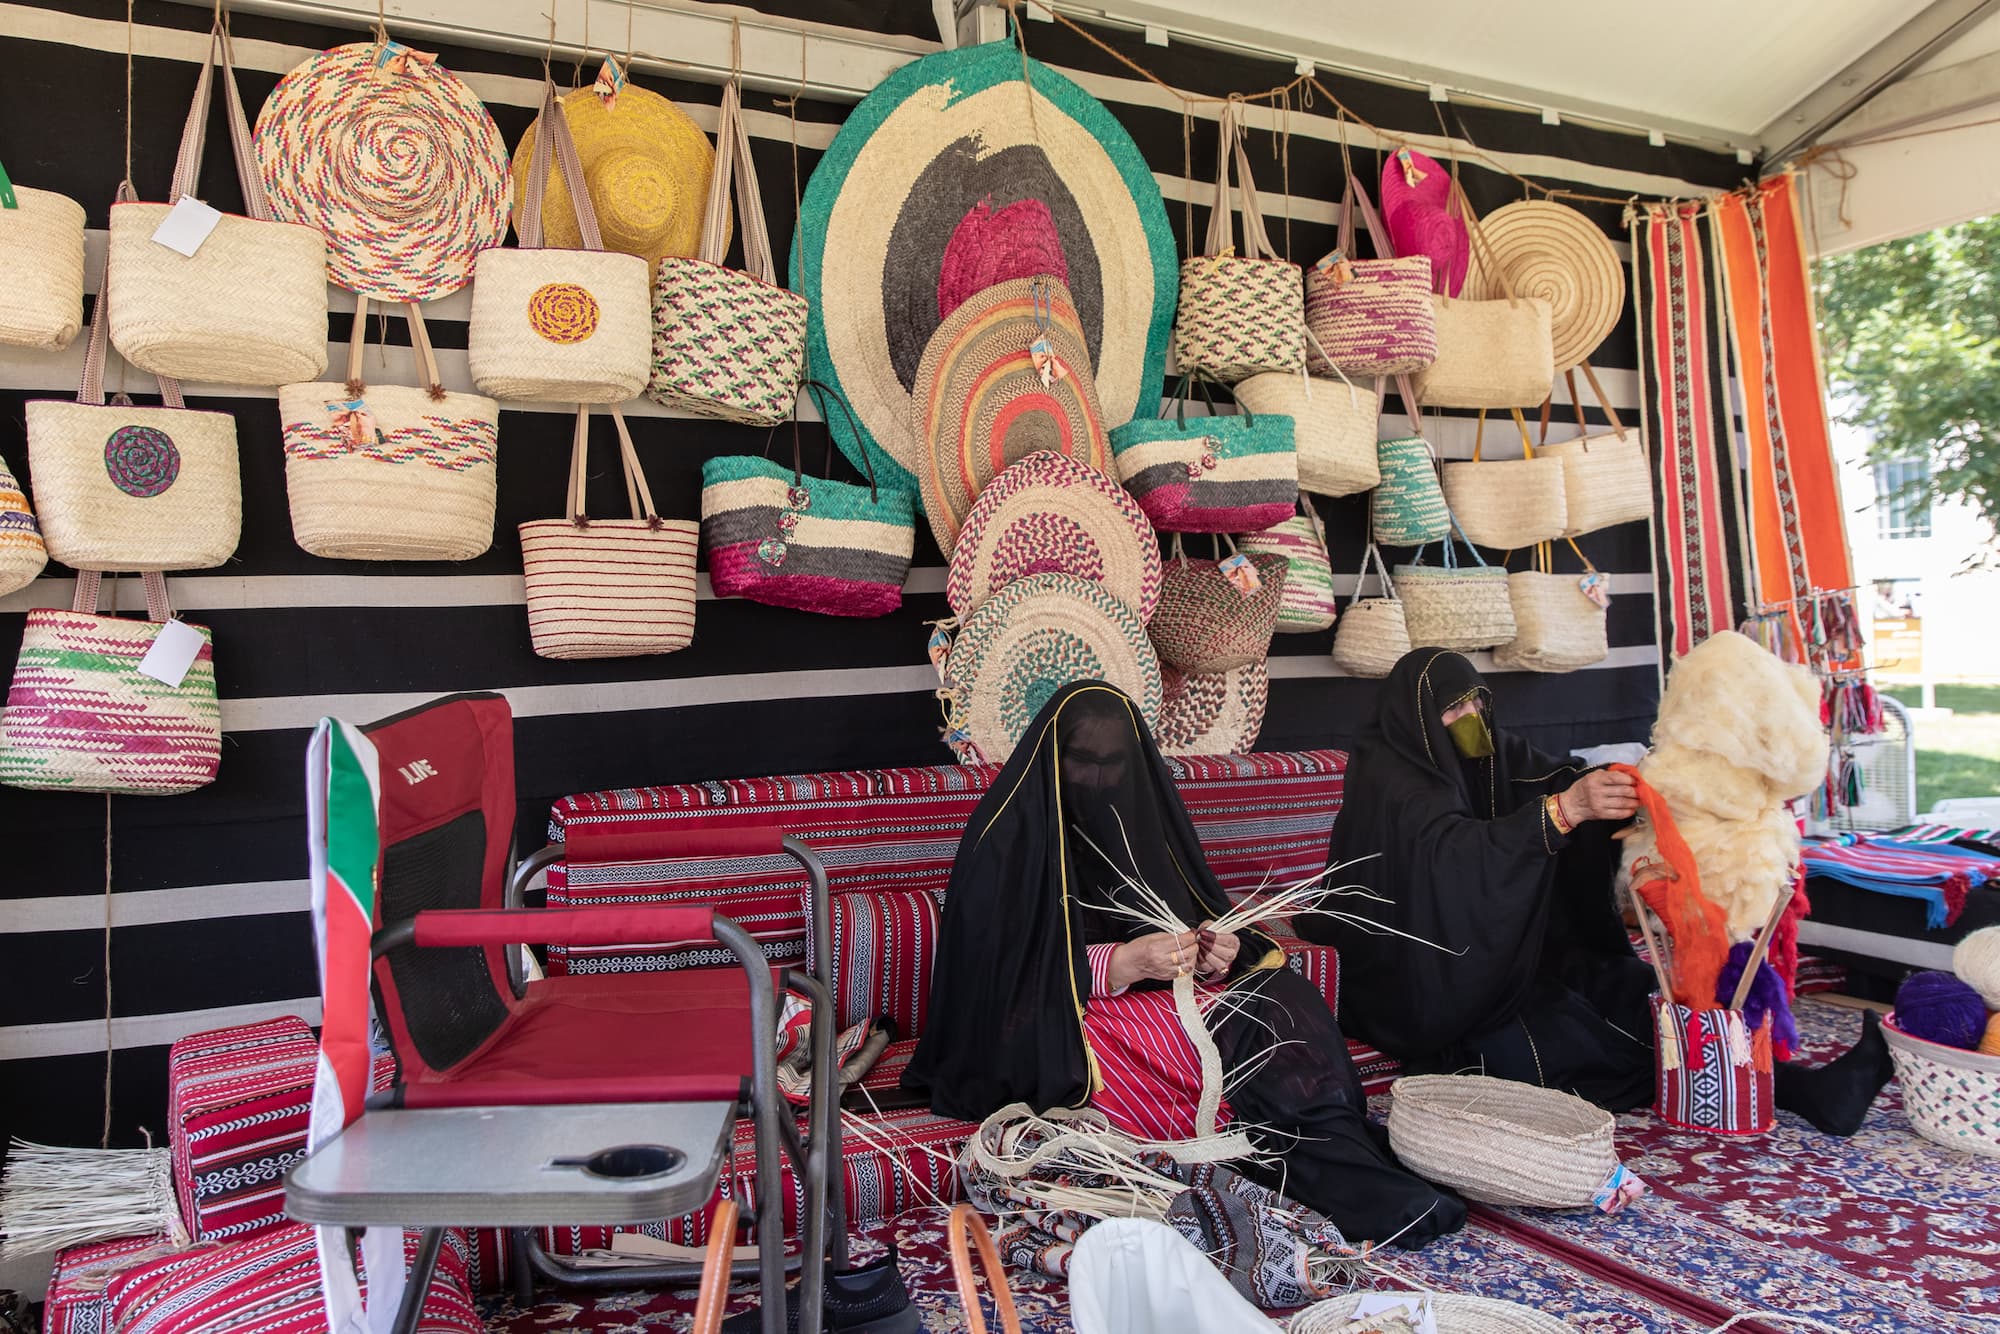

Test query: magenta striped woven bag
[1304,168,1437,378]
[0,570,220,794]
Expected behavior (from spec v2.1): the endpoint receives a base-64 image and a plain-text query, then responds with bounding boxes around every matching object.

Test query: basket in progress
[1290,1290,1568,1334]
[1387,1074,1621,1208]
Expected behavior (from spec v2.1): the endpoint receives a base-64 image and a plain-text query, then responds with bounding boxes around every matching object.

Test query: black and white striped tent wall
[0,0,1747,1145]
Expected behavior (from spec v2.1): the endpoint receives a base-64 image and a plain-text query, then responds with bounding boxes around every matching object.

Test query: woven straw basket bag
[107,24,327,387]
[0,167,86,350]
[1440,409,1569,550]
[1372,433,1450,547]
[1538,372,1651,536]
[0,571,220,795]
[520,405,697,659]
[1237,500,1336,633]
[1415,186,1554,411]
[1331,541,1409,677]
[470,83,650,403]
[1110,375,1297,534]
[1149,537,1288,674]
[649,78,808,425]
[0,464,49,597]
[27,244,240,573]
[1232,370,1379,498]
[1396,522,1516,652]
[1173,103,1303,384]
[1492,541,1609,673]
[281,297,498,561]
[1304,165,1438,378]
[1388,1074,1623,1209]
[1884,1015,2000,1159]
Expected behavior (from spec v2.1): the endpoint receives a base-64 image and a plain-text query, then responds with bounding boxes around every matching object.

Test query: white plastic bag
[1068,1219,1280,1334]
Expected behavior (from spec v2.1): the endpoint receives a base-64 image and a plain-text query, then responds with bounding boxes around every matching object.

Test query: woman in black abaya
[904,681,1463,1248]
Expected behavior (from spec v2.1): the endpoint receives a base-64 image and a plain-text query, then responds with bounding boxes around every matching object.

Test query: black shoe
[720,1244,920,1334]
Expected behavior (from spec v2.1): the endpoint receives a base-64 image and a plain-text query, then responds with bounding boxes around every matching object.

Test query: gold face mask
[1446,710,1494,759]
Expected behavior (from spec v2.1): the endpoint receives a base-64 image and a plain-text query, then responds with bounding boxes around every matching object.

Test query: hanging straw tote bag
[1231,368,1379,499]
[0,571,220,794]
[648,77,808,425]
[0,162,86,350]
[1304,156,1437,378]
[1172,102,1304,384]
[1331,541,1410,678]
[1371,431,1449,547]
[1492,539,1610,673]
[1440,408,1569,550]
[1395,520,1517,652]
[279,297,499,561]
[1109,375,1296,533]
[1415,186,1554,411]
[0,463,49,597]
[519,405,697,658]
[107,23,327,386]
[1148,535,1288,673]
[1237,499,1336,633]
[1538,369,1652,535]
[701,382,914,617]
[469,82,650,403]
[27,238,241,573]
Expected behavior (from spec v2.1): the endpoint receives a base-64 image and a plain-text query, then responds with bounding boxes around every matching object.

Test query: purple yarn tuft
[1714,940,1800,1053]
[1894,969,1989,1050]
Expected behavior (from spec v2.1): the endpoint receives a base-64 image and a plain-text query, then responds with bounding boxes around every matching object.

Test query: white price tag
[1349,1294,1439,1334]
[150,195,223,257]
[136,619,205,688]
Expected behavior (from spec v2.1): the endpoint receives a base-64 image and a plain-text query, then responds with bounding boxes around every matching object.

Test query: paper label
[150,195,223,257]
[1579,570,1611,609]
[136,618,204,688]
[1217,551,1262,596]
[1593,1161,1648,1213]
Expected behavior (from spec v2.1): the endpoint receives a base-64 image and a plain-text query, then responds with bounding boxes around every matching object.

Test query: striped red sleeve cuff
[1087,942,1128,999]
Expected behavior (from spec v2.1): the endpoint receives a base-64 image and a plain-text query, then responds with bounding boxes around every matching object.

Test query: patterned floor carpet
[479,999,2000,1332]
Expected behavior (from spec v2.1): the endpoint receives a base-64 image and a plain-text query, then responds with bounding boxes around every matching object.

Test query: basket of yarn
[1885,968,2000,1158]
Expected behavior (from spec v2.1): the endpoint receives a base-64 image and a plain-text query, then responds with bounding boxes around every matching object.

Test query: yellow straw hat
[511,84,724,274]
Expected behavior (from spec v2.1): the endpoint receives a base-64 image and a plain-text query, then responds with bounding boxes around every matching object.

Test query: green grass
[1884,685,2000,812]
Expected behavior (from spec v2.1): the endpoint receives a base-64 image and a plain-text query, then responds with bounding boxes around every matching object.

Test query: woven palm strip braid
[649,77,806,425]
[1155,661,1268,754]
[1148,548,1288,674]
[470,82,651,404]
[1883,1017,2000,1159]
[915,277,1109,556]
[254,42,509,302]
[1387,1075,1620,1208]
[1237,509,1336,633]
[0,574,220,794]
[946,450,1160,622]
[0,185,85,350]
[942,571,1161,766]
[1290,1291,1569,1334]
[1461,201,1624,373]
[1231,372,1379,498]
[0,464,47,596]
[280,296,498,560]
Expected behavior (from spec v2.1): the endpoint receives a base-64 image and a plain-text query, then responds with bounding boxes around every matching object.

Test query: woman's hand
[1195,922,1240,977]
[1106,930,1197,991]
[1558,768,1641,825]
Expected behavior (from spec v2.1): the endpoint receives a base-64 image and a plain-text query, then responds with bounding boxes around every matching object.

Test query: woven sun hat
[946,450,1160,622]
[914,276,1111,558]
[942,571,1162,766]
[1380,147,1467,297]
[1386,1074,1628,1210]
[1154,661,1267,755]
[1289,1291,1569,1334]
[512,82,718,279]
[1462,200,1624,372]
[254,41,510,302]
[796,40,1176,495]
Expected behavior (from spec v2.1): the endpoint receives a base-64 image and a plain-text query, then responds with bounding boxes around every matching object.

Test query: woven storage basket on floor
[108,25,327,387]
[470,82,650,404]
[1173,103,1303,383]
[1231,371,1379,498]
[1237,503,1335,633]
[1396,526,1515,652]
[649,78,807,425]
[1387,1074,1620,1209]
[281,297,497,561]
[1290,1291,1569,1334]
[1149,541,1287,673]
[1884,1015,2000,1159]
[0,179,86,350]
[1440,410,1568,550]
[1331,542,1408,678]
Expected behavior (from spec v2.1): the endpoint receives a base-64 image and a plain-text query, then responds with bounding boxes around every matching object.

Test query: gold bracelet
[1546,794,1575,836]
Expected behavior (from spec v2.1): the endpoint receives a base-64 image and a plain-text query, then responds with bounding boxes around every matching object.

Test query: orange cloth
[1615,763,1731,1008]
[1981,1013,2000,1058]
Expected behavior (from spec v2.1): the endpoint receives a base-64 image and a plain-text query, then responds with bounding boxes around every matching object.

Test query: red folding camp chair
[287,693,844,1334]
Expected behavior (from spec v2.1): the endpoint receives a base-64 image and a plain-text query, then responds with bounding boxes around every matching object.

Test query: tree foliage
[1816,216,1999,537]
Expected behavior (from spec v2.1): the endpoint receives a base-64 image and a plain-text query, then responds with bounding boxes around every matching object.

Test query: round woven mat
[944,571,1161,765]
[795,41,1176,496]
[1154,661,1267,755]
[512,83,717,275]
[915,278,1109,557]
[1462,200,1623,372]
[1290,1291,1569,1334]
[255,43,510,302]
[946,450,1159,622]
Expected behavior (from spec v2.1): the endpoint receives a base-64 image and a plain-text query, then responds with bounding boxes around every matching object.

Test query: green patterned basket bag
[1372,432,1450,547]
[1110,374,1296,533]
[1238,497,1336,633]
